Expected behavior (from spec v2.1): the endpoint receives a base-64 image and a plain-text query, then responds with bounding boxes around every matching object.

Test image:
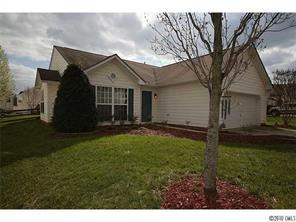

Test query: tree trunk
[203,13,223,208]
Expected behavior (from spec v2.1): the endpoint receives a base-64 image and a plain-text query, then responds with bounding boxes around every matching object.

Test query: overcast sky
[0,13,295,92]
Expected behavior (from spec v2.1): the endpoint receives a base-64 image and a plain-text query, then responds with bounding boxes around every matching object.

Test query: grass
[0,115,295,209]
[266,116,296,128]
[0,114,40,127]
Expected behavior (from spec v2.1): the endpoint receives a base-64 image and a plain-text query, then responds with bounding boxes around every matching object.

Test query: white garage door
[222,93,260,128]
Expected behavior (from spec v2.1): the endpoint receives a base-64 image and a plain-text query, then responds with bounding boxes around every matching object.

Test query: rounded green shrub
[53,64,97,132]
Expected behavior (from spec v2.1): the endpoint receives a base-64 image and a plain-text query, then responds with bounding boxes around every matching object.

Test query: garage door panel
[223,93,259,128]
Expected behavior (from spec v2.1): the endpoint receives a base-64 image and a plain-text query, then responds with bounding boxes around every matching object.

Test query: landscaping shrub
[52,64,97,132]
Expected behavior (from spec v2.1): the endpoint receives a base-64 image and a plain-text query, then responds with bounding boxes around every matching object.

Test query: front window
[96,86,128,122]
[96,86,112,121]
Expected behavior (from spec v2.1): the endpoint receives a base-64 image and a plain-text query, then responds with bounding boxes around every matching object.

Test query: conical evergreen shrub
[53,64,97,132]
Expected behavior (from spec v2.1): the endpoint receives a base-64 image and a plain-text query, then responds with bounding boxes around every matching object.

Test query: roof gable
[84,54,146,84]
[38,68,61,81]
[53,45,157,84]
[249,45,273,90]
[35,68,61,87]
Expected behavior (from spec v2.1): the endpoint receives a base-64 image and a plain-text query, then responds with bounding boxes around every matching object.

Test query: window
[97,86,112,104]
[97,105,112,121]
[96,86,128,122]
[114,88,127,120]
[114,105,127,120]
[221,96,231,120]
[40,90,44,114]
[96,86,112,121]
[40,103,45,114]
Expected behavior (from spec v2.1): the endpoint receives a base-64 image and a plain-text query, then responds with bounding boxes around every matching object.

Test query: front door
[141,91,152,122]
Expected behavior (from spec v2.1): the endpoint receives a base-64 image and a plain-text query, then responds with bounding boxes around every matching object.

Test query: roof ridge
[123,58,159,68]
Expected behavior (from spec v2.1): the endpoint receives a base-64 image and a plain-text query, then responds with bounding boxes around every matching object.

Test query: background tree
[23,87,41,110]
[149,13,295,207]
[53,64,97,133]
[272,69,296,125]
[0,45,15,101]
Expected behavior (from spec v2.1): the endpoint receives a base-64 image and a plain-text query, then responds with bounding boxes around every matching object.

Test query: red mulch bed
[54,124,296,144]
[161,176,268,209]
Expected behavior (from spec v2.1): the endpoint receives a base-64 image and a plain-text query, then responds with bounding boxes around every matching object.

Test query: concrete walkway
[227,126,296,138]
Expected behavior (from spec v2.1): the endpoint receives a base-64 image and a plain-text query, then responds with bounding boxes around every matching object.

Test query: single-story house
[0,95,14,110]
[0,91,39,111]
[35,45,272,129]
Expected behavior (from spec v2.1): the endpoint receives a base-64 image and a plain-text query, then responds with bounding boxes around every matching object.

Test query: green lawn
[266,116,296,128]
[0,115,295,209]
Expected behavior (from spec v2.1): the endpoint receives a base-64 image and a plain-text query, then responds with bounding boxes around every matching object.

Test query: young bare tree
[149,13,295,207]
[23,87,40,110]
[273,69,296,125]
[0,45,15,101]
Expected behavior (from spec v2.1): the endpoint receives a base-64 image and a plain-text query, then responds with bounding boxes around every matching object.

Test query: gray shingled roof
[53,46,216,86]
[51,45,270,87]
[54,46,160,84]
[37,68,61,81]
[54,46,108,70]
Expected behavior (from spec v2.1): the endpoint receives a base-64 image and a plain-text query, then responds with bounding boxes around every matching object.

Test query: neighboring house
[34,45,272,129]
[0,92,27,111]
[11,89,41,110]
[0,95,14,110]
[13,91,27,110]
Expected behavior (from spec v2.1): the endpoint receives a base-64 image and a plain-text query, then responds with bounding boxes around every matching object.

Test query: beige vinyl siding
[40,82,48,122]
[40,47,65,123]
[155,82,209,127]
[228,60,268,124]
[47,82,59,120]
[229,62,265,95]
[40,82,59,123]
[49,48,68,74]
[87,59,141,123]
[154,60,268,128]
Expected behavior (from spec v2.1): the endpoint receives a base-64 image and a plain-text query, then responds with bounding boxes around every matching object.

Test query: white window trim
[95,85,131,121]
